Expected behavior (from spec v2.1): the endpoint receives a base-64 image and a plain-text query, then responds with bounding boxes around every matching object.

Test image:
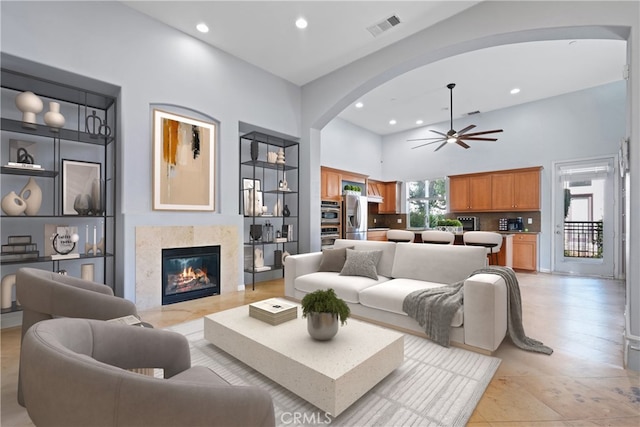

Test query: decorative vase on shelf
[1,191,27,216]
[44,101,65,131]
[249,224,263,242]
[1,274,17,310]
[91,178,104,215]
[250,140,259,162]
[73,193,92,216]
[15,91,43,129]
[283,204,290,217]
[276,148,285,165]
[19,177,42,216]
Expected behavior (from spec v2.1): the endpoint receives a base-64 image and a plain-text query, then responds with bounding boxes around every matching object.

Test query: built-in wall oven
[321,200,341,249]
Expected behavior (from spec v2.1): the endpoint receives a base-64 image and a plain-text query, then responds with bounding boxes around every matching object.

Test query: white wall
[321,117,382,178]
[1,1,301,300]
[380,82,625,272]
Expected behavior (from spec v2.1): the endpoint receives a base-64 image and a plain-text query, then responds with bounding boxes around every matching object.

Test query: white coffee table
[203,298,404,416]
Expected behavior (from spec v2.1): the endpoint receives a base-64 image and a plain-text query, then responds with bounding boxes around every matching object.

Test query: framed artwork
[153,109,216,211]
[62,160,101,215]
[243,178,261,216]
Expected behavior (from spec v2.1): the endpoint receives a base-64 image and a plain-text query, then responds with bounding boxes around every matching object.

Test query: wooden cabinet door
[513,170,540,210]
[321,168,341,201]
[449,176,470,211]
[380,181,398,213]
[468,175,492,211]
[512,234,537,270]
[491,172,515,210]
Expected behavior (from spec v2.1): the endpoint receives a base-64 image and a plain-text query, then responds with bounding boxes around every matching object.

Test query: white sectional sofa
[284,239,508,353]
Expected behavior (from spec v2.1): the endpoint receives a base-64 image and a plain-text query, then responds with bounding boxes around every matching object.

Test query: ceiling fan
[409,83,503,151]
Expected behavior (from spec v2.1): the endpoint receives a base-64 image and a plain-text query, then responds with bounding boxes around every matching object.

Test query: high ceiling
[121,1,627,135]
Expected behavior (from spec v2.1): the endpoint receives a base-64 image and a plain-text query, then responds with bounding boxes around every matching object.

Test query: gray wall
[1,1,301,300]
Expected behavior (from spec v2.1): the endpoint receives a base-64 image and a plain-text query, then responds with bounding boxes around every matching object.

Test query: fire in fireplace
[162,245,220,305]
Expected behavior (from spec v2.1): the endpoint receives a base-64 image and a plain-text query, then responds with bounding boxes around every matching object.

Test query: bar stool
[421,230,455,245]
[463,231,503,265]
[386,229,415,243]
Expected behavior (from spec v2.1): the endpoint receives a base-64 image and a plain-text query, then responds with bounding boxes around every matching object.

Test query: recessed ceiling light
[295,18,308,29]
[196,23,209,33]
[416,120,423,125]
[355,102,364,109]
[389,119,397,125]
[510,88,521,95]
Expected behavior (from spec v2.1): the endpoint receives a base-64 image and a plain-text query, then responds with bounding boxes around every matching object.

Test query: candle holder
[85,238,104,255]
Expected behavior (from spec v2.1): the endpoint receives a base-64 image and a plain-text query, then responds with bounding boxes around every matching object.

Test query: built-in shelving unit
[0,67,117,316]
[239,131,298,291]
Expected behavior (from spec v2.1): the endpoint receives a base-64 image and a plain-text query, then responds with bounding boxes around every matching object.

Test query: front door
[553,157,617,277]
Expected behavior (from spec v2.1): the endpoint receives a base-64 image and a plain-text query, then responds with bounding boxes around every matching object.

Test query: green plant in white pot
[301,288,350,341]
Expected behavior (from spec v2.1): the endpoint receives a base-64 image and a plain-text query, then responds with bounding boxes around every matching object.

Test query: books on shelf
[249,298,298,325]
[252,266,272,272]
[5,162,43,170]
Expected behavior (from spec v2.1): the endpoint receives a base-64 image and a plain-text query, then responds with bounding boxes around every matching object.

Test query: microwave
[457,216,479,231]
[321,200,340,224]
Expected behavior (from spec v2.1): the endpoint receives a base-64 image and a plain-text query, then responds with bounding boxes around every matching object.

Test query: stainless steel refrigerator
[342,195,367,240]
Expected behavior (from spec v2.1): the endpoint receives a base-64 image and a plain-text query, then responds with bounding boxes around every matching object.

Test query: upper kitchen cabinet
[449,166,541,213]
[379,181,401,214]
[320,166,341,201]
[449,175,492,212]
[367,180,384,203]
[491,167,541,211]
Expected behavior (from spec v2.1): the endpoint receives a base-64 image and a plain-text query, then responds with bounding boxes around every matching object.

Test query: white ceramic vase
[44,101,65,130]
[1,274,17,310]
[19,177,42,216]
[1,191,27,216]
[15,91,43,127]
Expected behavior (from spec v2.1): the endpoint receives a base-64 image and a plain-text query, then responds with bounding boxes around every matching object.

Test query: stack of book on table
[249,298,297,325]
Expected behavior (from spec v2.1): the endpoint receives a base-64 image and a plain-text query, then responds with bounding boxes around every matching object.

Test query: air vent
[466,110,481,116]
[366,15,401,37]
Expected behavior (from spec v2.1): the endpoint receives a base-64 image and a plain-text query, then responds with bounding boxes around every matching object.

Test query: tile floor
[1,275,638,426]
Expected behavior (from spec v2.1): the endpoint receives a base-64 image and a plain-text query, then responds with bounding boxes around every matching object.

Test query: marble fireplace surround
[135,225,239,310]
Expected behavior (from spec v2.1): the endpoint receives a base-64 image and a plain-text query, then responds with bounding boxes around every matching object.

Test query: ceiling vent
[367,15,401,37]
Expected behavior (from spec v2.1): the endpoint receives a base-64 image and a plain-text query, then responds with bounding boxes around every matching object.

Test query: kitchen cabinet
[1,67,117,316]
[367,180,384,202]
[491,168,540,211]
[321,167,341,201]
[512,233,537,271]
[367,229,388,241]
[240,131,299,290]
[450,167,541,213]
[379,181,401,213]
[449,175,492,211]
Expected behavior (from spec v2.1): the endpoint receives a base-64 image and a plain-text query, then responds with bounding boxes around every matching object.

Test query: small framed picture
[62,160,101,215]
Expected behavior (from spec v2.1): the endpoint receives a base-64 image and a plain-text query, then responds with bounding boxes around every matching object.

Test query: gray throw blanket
[402,266,553,354]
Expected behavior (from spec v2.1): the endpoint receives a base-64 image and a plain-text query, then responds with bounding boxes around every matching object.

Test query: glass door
[553,157,616,277]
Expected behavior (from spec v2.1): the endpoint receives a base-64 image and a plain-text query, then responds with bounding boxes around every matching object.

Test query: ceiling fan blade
[456,140,471,149]
[460,129,503,137]
[456,124,476,135]
[429,130,449,137]
[434,141,449,152]
[407,137,445,142]
[459,136,499,141]
[411,139,443,149]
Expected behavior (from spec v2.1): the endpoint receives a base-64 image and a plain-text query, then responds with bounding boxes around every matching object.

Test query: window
[407,178,446,228]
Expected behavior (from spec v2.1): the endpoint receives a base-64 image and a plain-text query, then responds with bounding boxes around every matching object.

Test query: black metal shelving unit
[239,131,299,291]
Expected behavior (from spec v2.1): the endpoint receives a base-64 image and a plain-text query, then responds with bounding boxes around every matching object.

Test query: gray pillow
[339,249,383,280]
[318,246,354,272]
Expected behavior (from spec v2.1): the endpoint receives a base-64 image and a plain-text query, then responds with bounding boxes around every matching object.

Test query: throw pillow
[339,249,383,280]
[318,246,354,272]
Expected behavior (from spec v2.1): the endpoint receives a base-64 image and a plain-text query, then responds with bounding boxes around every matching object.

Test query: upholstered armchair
[15,267,139,406]
[20,318,275,427]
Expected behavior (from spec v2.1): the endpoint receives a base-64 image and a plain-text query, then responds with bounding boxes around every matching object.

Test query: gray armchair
[20,318,276,427]
[15,267,140,406]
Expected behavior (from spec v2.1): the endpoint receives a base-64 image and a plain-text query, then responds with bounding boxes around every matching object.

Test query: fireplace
[162,245,220,305]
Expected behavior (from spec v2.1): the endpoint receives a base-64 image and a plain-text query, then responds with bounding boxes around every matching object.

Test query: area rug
[163,319,500,427]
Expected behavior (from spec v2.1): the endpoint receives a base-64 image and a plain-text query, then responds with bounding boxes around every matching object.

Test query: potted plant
[301,288,351,341]
[436,219,463,234]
